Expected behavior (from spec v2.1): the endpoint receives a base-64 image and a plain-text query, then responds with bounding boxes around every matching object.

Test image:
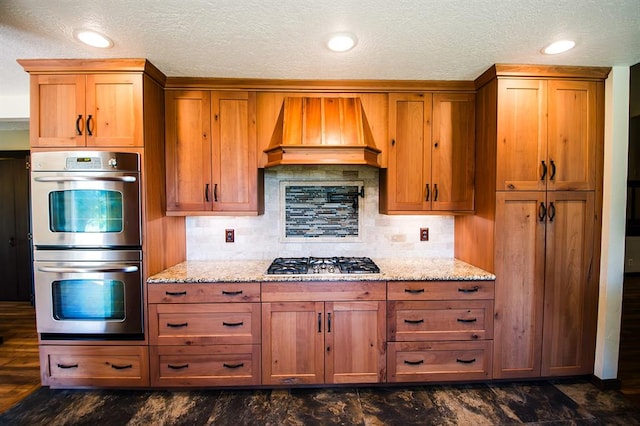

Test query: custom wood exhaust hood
[264,97,381,167]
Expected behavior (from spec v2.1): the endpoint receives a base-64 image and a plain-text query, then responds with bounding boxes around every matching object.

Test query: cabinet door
[496,79,547,191]
[262,302,324,385]
[385,93,432,211]
[547,81,598,191]
[211,92,259,212]
[85,74,143,147]
[431,93,475,211]
[493,192,546,378]
[165,90,213,212]
[325,301,386,384]
[542,191,596,375]
[29,74,86,147]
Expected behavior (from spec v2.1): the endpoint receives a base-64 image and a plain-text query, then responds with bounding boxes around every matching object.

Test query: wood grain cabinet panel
[41,345,149,388]
[148,283,260,304]
[387,280,494,301]
[380,92,474,213]
[165,90,262,215]
[29,73,143,147]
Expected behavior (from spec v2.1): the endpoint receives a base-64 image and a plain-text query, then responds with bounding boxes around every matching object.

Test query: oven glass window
[49,190,123,233]
[52,279,125,321]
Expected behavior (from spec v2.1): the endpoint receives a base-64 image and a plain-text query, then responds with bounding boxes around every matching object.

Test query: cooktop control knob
[108,157,118,168]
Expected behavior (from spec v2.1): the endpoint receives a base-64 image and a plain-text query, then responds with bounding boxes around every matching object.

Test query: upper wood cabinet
[165,90,263,215]
[28,73,143,148]
[380,92,475,213]
[496,79,598,191]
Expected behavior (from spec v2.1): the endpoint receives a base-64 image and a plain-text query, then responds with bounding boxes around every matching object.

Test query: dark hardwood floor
[619,274,640,405]
[0,301,40,414]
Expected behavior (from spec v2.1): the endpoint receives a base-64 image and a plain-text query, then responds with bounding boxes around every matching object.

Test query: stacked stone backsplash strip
[186,165,454,260]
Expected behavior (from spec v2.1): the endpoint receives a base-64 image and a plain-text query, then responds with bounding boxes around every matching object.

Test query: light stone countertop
[147,258,495,283]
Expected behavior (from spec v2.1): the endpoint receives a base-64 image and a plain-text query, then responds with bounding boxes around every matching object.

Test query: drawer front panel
[387,281,494,301]
[148,283,260,303]
[42,345,149,388]
[150,345,260,386]
[149,303,260,345]
[387,341,492,382]
[389,300,494,341]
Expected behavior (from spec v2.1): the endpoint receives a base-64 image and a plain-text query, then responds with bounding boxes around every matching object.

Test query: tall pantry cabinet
[455,65,610,379]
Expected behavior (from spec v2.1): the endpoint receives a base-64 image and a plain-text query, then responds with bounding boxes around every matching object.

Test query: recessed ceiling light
[326,33,357,52]
[542,40,575,55]
[74,29,114,48]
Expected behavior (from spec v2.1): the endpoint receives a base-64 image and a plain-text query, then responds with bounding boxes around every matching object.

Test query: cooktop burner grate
[267,256,380,275]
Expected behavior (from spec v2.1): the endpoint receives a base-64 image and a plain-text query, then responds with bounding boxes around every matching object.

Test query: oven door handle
[34,176,137,183]
[37,265,139,273]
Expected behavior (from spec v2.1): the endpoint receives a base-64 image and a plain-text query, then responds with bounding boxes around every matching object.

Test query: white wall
[0,95,29,119]
[595,66,629,380]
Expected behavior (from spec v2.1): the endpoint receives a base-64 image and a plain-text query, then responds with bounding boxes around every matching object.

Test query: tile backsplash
[186,165,454,260]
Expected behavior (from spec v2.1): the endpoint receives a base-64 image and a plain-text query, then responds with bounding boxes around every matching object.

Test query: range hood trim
[264,97,381,168]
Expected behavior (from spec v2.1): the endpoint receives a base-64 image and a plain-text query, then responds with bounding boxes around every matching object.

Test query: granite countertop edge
[147,258,496,284]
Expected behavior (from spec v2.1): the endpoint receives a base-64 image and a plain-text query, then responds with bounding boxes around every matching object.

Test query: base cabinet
[261,282,386,386]
[40,345,149,388]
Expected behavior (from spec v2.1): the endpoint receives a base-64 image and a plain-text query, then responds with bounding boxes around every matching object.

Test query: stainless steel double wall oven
[31,151,144,339]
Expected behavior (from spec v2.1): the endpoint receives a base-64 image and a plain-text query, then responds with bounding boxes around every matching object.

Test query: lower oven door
[34,250,143,339]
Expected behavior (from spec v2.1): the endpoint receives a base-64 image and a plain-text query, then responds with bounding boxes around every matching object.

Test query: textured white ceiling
[1,0,639,102]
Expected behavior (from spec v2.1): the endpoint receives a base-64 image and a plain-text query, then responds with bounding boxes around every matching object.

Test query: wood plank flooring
[0,302,40,414]
[620,274,640,405]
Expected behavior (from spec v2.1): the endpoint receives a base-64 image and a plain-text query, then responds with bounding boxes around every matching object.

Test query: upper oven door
[31,153,141,248]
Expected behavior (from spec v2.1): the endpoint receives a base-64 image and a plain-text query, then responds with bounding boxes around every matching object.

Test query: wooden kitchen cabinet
[496,79,598,191]
[40,345,149,388]
[261,282,386,385]
[27,73,143,148]
[165,90,263,215]
[148,282,261,387]
[380,92,475,213]
[386,281,494,383]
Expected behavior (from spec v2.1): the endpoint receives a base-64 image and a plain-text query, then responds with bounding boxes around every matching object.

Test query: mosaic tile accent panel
[283,181,363,240]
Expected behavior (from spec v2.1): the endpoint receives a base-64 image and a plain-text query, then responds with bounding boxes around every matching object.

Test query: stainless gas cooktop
[266,257,380,275]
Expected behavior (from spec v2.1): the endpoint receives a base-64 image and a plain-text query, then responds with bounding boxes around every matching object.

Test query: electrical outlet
[225,229,234,243]
[420,228,429,241]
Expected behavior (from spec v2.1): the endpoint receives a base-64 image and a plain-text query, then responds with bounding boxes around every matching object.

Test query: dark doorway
[0,151,32,302]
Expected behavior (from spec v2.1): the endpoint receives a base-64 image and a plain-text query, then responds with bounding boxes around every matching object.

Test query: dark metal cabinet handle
[222,321,244,327]
[222,290,243,296]
[404,319,425,324]
[57,363,78,369]
[404,288,425,294]
[391,139,396,146]
[205,184,210,202]
[318,313,322,332]
[550,160,556,180]
[538,202,547,222]
[223,363,244,369]
[434,184,438,202]
[541,160,547,180]
[404,359,424,366]
[214,184,218,202]
[76,115,83,135]
[168,364,189,370]
[86,115,93,136]
[456,358,477,364]
[457,286,480,293]
[425,184,430,201]
[457,318,478,323]
[165,291,187,296]
[166,322,188,328]
[327,313,332,333]
[548,202,556,222]
[111,364,133,370]
[9,236,15,247]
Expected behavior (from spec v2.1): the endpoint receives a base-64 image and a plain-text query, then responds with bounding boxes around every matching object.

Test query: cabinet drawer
[387,341,492,383]
[149,303,260,345]
[387,281,494,301]
[41,345,149,388]
[388,300,494,341]
[148,283,260,303]
[150,345,260,387]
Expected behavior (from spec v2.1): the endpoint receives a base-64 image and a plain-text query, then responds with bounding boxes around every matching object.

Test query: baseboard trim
[590,375,622,390]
